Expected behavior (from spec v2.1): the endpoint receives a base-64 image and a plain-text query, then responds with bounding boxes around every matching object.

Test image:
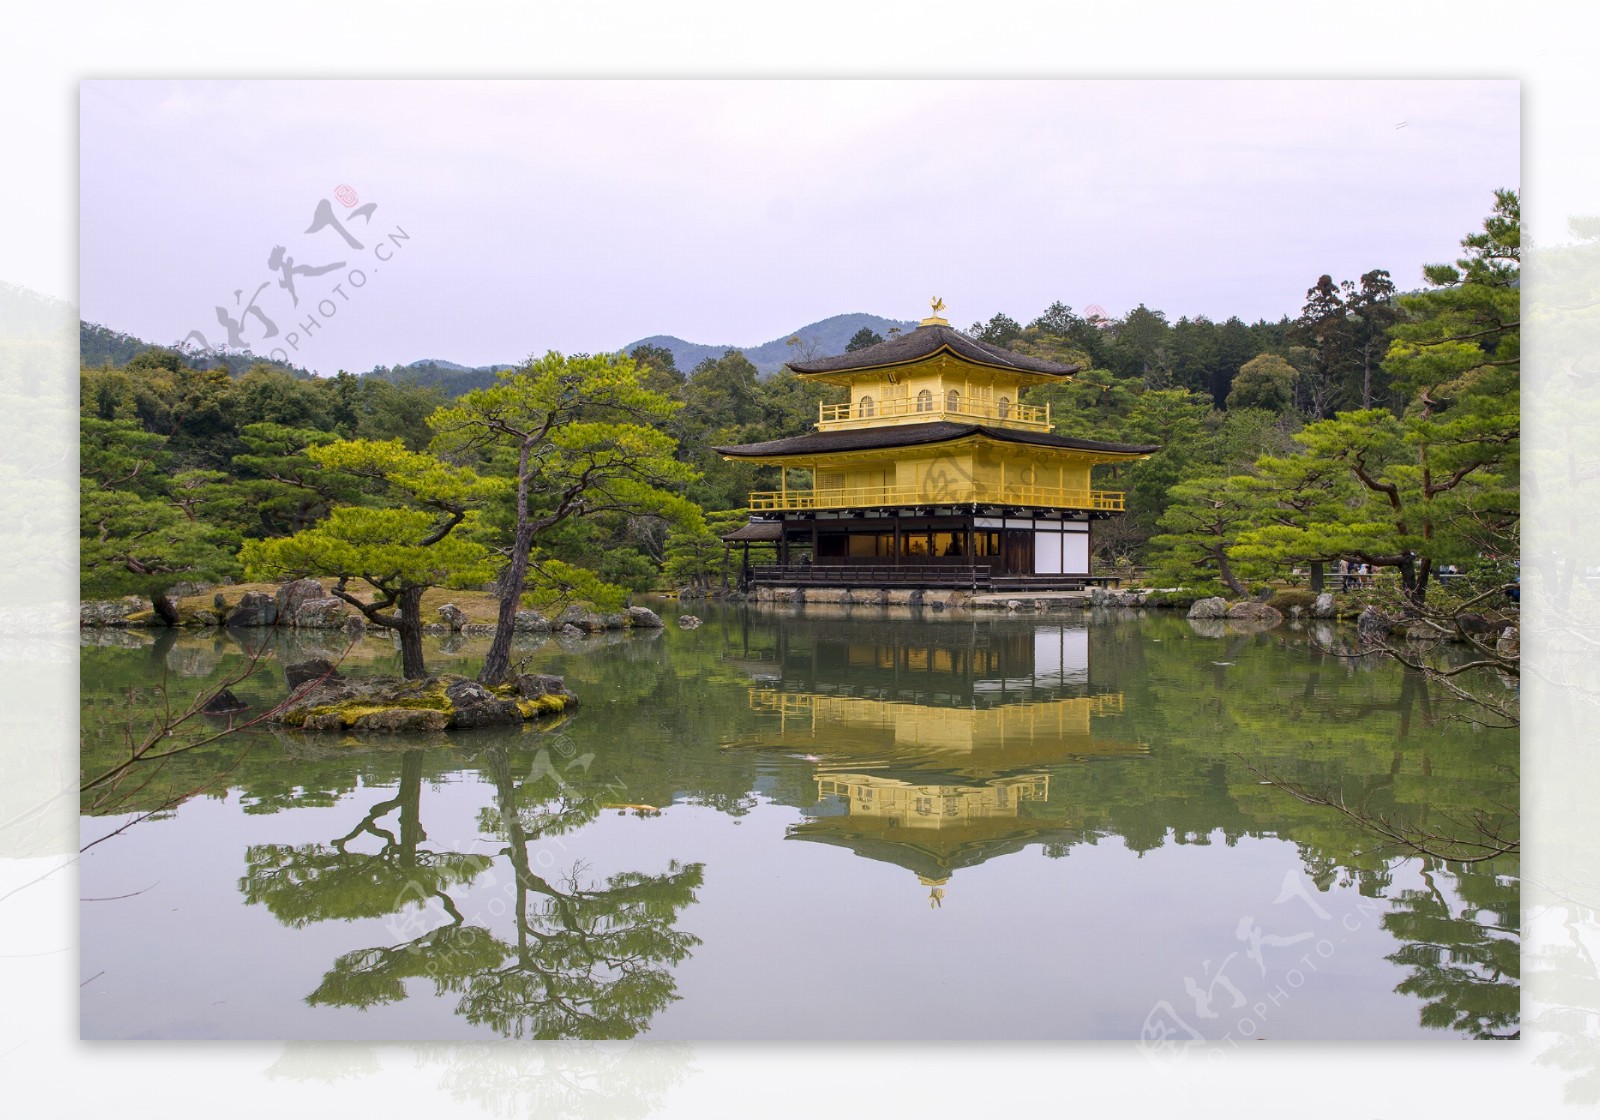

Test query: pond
[78,602,1519,1041]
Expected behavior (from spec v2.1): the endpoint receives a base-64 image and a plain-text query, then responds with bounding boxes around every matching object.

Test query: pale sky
[79,79,1520,374]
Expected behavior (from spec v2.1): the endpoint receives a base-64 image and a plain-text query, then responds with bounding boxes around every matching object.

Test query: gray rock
[1187,596,1229,620]
[354,708,449,733]
[1496,626,1519,659]
[1225,601,1284,624]
[514,609,551,632]
[445,680,495,706]
[302,712,345,731]
[516,673,580,707]
[1357,606,1391,637]
[558,623,584,637]
[80,597,144,627]
[626,606,665,629]
[1312,592,1336,618]
[677,615,703,629]
[285,658,343,690]
[437,602,469,632]
[1006,599,1022,612]
[225,591,278,629]
[274,578,326,624]
[449,696,524,728]
[200,687,247,714]
[295,597,353,629]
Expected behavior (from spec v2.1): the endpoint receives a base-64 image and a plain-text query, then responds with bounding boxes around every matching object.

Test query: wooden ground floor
[729,509,1113,592]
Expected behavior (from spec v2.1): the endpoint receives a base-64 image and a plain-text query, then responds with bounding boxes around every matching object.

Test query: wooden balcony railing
[818,397,1050,430]
[746,485,1126,513]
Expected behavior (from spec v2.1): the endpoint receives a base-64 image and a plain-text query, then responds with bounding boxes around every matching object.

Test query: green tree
[230,422,361,538]
[1147,475,1261,595]
[1227,353,1298,412]
[240,439,499,678]
[429,351,701,685]
[1345,269,1400,410]
[968,312,1024,349]
[1290,274,1352,418]
[80,418,239,623]
[845,327,884,352]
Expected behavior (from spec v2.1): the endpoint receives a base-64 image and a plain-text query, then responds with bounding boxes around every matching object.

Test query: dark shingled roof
[715,421,1159,459]
[720,520,783,543]
[787,322,1081,377]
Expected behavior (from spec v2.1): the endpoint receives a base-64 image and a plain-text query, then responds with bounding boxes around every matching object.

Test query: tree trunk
[1309,560,1324,594]
[397,585,428,679]
[479,443,539,686]
[1214,545,1248,598]
[150,590,179,627]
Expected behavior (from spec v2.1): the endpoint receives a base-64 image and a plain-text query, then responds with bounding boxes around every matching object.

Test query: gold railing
[746,485,1125,512]
[818,397,1050,430]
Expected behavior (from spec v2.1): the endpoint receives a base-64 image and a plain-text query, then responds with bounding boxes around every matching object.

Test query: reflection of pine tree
[446,748,704,1040]
[240,751,491,929]
[240,745,705,1039]
[1384,860,1519,1039]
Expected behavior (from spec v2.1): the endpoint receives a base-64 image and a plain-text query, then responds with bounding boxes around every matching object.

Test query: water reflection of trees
[239,747,703,1039]
[1384,858,1520,1040]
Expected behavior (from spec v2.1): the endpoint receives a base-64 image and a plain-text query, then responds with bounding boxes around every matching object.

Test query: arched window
[997,396,1011,419]
[858,395,875,418]
[916,389,933,412]
[947,389,960,413]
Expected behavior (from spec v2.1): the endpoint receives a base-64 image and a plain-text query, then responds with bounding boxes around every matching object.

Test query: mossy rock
[275,671,577,732]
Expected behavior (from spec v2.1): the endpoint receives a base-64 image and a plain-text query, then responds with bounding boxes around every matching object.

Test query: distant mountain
[79,319,314,378]
[75,310,922,395]
[365,359,516,396]
[620,312,919,377]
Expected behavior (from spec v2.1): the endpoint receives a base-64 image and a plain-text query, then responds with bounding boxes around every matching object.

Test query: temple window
[917,389,933,412]
[858,395,875,418]
[998,396,1012,419]
[947,389,960,412]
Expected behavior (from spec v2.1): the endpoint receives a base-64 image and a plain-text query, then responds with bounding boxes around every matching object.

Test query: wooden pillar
[893,515,902,569]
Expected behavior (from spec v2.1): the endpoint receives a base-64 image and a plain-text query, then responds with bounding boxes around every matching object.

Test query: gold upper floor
[815,353,1049,433]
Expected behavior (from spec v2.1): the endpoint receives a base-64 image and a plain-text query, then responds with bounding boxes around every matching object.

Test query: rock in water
[1187,596,1229,620]
[626,606,665,628]
[225,591,278,629]
[1225,601,1284,624]
[677,615,702,629]
[1312,592,1336,618]
[201,687,247,714]
[285,658,343,690]
[437,603,469,632]
[513,609,551,632]
[275,578,326,625]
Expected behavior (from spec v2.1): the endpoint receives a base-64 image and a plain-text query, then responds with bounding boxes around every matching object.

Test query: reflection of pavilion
[728,619,1146,900]
[797,771,1062,904]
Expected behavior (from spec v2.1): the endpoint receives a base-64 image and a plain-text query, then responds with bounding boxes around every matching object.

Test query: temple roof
[715,420,1159,460]
[720,519,783,543]
[787,322,1081,378]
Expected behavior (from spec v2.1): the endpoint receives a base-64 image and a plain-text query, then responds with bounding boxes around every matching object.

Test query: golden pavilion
[715,301,1158,591]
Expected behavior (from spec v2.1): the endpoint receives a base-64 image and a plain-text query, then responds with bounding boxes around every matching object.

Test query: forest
[79,191,1520,622]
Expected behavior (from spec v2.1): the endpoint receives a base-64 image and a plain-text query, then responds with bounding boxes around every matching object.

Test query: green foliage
[844,327,883,352]
[1228,353,1297,412]
[663,508,748,592]
[522,557,630,614]
[240,439,500,677]
[1146,474,1264,595]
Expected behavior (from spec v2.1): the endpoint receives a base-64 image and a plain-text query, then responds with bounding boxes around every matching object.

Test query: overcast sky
[79,79,1519,375]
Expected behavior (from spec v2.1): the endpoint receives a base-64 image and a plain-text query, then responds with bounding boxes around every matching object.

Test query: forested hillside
[78,192,1520,620]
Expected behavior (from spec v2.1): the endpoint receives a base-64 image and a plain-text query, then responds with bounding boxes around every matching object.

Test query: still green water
[79,603,1518,1041]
